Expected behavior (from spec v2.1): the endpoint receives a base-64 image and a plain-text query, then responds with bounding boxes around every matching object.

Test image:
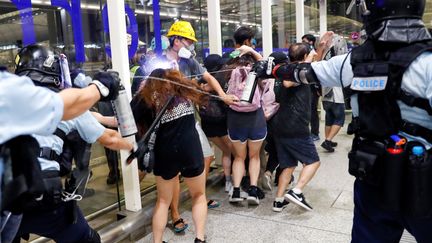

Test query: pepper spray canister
[240,71,258,103]
[112,84,138,137]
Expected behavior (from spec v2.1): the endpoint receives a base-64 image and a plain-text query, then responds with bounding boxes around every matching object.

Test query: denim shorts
[323,101,345,126]
[274,136,320,168]
[227,108,267,143]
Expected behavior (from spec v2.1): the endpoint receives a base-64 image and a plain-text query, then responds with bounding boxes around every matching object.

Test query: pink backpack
[227,66,261,112]
[260,79,280,120]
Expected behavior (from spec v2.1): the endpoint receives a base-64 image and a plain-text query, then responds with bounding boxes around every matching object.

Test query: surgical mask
[178,47,192,59]
[178,40,195,59]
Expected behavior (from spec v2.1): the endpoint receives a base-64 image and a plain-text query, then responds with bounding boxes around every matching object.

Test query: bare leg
[326,125,342,141]
[231,141,247,187]
[152,176,177,243]
[295,162,321,191]
[209,136,232,177]
[170,176,185,228]
[184,171,207,241]
[247,140,264,186]
[324,126,331,140]
[204,155,214,178]
[276,167,296,198]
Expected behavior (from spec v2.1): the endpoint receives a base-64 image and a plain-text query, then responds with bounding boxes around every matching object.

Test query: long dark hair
[220,54,255,82]
[138,68,206,111]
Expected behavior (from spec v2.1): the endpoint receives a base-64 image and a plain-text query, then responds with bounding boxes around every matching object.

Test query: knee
[189,190,206,201]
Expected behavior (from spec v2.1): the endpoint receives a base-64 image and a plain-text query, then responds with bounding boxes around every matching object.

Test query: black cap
[204,54,229,73]
[269,52,289,65]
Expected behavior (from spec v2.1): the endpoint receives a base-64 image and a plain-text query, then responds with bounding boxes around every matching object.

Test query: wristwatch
[91,80,109,97]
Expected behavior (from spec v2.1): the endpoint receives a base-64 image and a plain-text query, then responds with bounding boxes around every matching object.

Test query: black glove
[91,71,120,101]
[252,60,274,79]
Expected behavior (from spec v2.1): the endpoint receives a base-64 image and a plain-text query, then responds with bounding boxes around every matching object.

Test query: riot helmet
[355,0,431,42]
[364,0,425,26]
[15,44,62,92]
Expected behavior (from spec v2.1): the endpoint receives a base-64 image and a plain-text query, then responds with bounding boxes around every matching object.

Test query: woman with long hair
[132,68,207,243]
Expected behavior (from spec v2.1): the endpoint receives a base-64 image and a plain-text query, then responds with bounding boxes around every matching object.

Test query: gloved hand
[252,60,274,79]
[91,71,120,101]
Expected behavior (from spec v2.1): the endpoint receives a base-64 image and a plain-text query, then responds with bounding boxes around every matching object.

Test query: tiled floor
[141,126,356,243]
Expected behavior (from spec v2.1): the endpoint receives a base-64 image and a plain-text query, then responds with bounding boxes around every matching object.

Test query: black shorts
[323,101,345,126]
[153,116,205,180]
[274,136,320,169]
[201,120,228,138]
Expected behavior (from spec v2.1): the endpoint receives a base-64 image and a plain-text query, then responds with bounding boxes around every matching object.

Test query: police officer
[254,0,432,241]
[0,44,121,243]
[9,44,133,243]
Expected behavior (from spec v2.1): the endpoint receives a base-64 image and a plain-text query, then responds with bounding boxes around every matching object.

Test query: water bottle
[240,71,257,103]
[112,84,138,137]
[411,146,425,163]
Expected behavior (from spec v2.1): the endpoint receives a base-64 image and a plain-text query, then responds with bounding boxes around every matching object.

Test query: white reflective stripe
[351,76,388,91]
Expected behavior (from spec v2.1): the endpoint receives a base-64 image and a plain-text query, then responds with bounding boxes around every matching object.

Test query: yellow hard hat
[167,21,197,42]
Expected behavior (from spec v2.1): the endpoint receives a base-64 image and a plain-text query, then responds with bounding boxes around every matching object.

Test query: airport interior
[1,0,432,242]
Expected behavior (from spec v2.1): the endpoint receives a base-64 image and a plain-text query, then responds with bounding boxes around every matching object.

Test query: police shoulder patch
[351,76,388,91]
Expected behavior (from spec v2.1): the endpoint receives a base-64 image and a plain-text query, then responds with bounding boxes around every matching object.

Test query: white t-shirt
[322,87,345,104]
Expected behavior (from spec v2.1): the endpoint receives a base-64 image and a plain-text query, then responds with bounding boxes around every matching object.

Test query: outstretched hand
[318,31,334,51]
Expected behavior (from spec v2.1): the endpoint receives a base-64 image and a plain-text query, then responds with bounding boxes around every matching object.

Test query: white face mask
[178,47,192,59]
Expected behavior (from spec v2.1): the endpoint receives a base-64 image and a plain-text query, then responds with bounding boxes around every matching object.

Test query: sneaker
[229,188,244,203]
[247,186,260,205]
[263,173,273,191]
[311,134,320,141]
[272,200,290,212]
[256,186,265,199]
[329,141,338,147]
[285,190,313,211]
[225,180,233,193]
[321,140,335,152]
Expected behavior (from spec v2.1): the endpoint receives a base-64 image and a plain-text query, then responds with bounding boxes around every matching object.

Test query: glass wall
[219,0,262,55]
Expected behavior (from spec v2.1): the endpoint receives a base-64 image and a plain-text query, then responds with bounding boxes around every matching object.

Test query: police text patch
[351,76,388,91]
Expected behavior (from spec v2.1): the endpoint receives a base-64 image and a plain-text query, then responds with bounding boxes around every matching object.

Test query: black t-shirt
[271,84,311,138]
[130,95,196,150]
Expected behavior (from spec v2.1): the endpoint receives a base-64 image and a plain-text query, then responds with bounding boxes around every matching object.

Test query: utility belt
[22,170,63,212]
[348,135,432,217]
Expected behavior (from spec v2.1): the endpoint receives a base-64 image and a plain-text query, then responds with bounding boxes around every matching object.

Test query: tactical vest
[350,40,432,140]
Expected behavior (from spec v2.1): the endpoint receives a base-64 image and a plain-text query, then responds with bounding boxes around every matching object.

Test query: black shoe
[194,238,206,243]
[330,141,338,147]
[321,140,335,152]
[247,186,260,205]
[240,176,250,191]
[285,190,313,211]
[272,200,290,212]
[256,186,265,199]
[229,188,244,203]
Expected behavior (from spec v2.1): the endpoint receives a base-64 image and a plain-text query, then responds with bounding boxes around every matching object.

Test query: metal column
[207,0,222,55]
[106,0,142,212]
[319,0,327,34]
[261,0,273,57]
[295,0,305,42]
[277,0,286,49]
